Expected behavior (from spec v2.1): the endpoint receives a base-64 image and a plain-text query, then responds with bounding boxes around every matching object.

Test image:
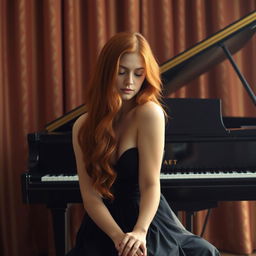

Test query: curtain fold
[1,1,256,255]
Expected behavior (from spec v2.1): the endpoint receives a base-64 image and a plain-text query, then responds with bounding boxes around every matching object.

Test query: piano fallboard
[27,132,256,173]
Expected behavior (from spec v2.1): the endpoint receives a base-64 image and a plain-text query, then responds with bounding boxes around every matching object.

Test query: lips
[121,89,134,93]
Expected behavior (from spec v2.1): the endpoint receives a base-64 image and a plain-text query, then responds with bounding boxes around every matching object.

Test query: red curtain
[1,0,256,255]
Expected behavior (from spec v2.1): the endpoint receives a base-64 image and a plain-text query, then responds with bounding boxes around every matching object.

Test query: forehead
[119,52,145,68]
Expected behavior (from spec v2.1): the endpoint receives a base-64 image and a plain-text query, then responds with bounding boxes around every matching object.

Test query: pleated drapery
[1,1,256,255]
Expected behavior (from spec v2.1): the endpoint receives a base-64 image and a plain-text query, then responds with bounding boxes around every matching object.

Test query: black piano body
[21,11,256,256]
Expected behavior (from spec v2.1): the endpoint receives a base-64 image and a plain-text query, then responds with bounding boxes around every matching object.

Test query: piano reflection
[21,11,256,256]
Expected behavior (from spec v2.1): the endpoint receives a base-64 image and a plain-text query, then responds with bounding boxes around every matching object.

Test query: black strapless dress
[66,147,220,256]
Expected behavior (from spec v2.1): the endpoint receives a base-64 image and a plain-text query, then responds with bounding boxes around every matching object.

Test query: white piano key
[40,171,256,182]
[41,174,79,182]
[160,171,256,179]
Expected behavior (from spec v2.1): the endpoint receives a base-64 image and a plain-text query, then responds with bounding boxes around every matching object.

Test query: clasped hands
[114,230,147,256]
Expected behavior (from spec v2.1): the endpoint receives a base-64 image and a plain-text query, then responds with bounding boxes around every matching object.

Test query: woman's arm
[72,115,125,247]
[135,102,165,232]
[118,102,165,256]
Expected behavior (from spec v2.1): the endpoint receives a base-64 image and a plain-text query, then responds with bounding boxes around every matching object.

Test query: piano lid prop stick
[220,43,256,106]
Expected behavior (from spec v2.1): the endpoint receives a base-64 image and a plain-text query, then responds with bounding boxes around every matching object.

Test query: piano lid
[46,11,256,132]
[161,10,256,95]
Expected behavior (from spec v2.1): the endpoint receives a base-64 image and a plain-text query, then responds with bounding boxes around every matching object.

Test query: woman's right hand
[113,231,147,256]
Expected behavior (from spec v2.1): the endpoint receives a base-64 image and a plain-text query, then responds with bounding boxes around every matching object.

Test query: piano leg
[185,211,194,232]
[48,204,67,256]
[170,201,218,234]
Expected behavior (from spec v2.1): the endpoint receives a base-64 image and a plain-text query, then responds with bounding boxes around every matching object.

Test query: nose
[126,72,134,86]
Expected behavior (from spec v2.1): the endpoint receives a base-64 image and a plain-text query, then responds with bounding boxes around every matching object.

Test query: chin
[121,95,134,101]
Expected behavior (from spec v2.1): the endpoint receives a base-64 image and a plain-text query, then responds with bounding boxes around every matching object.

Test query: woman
[67,32,220,256]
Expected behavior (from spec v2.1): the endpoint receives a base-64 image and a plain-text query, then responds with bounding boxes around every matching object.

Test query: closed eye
[135,73,144,77]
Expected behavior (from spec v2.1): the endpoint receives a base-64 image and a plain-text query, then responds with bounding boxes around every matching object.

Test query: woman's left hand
[117,230,147,256]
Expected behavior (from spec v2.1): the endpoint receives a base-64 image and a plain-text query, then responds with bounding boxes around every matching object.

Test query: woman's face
[116,52,146,102]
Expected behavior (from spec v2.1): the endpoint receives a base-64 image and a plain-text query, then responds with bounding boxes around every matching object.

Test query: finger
[128,240,141,256]
[140,245,147,256]
[136,248,144,256]
[134,245,146,256]
[136,247,144,256]
[121,238,136,256]
[118,235,130,255]
[136,252,143,256]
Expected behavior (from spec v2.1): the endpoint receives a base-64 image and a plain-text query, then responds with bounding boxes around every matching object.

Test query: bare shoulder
[136,101,165,124]
[72,113,87,135]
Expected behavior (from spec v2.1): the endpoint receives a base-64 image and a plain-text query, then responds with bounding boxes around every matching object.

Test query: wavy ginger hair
[78,32,163,199]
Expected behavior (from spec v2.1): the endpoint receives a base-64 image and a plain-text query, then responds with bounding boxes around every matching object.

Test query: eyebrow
[119,65,145,70]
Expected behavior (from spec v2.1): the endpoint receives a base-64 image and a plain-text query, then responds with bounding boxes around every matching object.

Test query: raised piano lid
[161,10,256,95]
[46,11,256,133]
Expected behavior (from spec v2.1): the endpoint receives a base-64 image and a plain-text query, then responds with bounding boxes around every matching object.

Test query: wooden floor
[221,252,256,256]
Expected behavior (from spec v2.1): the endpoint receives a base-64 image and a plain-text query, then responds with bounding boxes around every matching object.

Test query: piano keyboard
[41,171,256,182]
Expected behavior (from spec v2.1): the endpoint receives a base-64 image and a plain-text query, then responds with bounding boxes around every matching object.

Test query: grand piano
[21,11,256,256]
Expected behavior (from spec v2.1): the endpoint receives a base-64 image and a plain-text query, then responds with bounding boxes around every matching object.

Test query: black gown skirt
[66,147,220,256]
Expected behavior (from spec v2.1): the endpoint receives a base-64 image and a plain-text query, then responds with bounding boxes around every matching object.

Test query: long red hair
[78,32,163,199]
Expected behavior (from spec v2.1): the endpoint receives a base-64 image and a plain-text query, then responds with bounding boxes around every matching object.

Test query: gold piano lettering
[163,159,178,166]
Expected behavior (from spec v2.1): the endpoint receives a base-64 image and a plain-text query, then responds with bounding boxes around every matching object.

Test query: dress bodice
[114,147,139,180]
[111,147,140,201]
